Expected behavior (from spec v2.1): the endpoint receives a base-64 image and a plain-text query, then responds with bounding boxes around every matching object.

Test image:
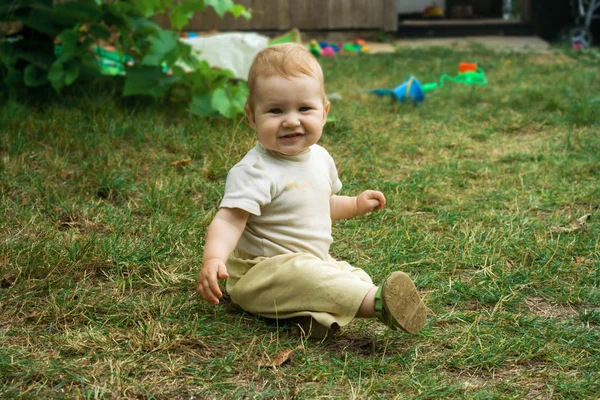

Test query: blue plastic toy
[370,76,425,103]
[369,64,487,104]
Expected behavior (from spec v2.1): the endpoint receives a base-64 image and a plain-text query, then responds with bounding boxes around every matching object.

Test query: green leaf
[206,83,247,118]
[204,0,233,18]
[25,8,59,35]
[124,66,163,97]
[128,16,162,35]
[23,64,48,87]
[104,2,138,27]
[195,60,215,78]
[52,0,102,26]
[230,83,248,110]
[170,65,187,75]
[90,24,111,40]
[190,91,217,116]
[131,0,163,17]
[124,65,180,98]
[170,0,204,31]
[211,88,232,117]
[13,47,56,70]
[57,29,80,62]
[64,63,80,85]
[169,7,192,32]
[0,42,17,66]
[4,68,23,88]
[141,30,180,66]
[48,61,65,92]
[229,4,251,19]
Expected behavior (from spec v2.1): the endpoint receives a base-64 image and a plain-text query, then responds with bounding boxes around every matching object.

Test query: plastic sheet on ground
[180,32,269,80]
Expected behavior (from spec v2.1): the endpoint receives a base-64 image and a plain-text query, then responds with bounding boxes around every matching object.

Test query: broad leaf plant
[0,0,251,118]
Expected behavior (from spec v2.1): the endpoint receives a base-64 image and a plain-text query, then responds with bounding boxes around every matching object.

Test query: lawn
[1,43,599,399]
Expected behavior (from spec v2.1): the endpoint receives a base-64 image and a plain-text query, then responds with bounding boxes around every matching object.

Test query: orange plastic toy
[459,62,478,73]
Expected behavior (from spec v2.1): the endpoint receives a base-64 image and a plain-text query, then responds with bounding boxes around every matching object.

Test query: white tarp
[180,32,269,80]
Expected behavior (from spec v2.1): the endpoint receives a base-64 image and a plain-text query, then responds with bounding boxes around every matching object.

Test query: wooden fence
[1,1,397,35]
[155,0,397,32]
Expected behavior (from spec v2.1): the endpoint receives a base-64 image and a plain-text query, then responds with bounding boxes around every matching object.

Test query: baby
[196,43,426,338]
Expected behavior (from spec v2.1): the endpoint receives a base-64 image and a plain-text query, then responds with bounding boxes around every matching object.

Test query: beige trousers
[226,251,375,328]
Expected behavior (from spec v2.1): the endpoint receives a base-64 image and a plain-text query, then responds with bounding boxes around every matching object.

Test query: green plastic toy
[92,46,135,76]
[421,66,487,92]
[54,45,134,76]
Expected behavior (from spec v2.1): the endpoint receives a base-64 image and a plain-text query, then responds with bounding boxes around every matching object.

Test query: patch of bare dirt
[524,297,579,321]
[57,212,114,234]
[446,361,555,399]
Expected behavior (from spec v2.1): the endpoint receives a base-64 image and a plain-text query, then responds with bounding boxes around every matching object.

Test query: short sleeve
[327,154,343,194]
[219,164,274,216]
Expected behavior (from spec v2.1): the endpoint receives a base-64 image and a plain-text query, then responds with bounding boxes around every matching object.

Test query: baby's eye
[299,106,312,112]
[268,108,282,114]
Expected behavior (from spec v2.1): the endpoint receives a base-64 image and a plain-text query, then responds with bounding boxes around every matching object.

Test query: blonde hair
[246,43,327,111]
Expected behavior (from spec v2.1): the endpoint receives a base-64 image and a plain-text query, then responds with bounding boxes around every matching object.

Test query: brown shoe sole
[382,272,427,334]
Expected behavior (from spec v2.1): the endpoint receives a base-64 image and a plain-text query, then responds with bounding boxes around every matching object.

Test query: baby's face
[245,74,329,156]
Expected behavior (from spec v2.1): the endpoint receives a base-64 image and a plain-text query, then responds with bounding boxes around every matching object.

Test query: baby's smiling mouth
[280,133,304,139]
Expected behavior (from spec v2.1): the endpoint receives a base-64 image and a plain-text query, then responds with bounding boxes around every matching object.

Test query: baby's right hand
[197,258,230,304]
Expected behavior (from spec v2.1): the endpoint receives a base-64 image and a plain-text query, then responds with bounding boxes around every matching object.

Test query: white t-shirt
[220,142,343,260]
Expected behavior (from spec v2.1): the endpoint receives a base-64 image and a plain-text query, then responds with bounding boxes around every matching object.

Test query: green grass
[1,44,599,399]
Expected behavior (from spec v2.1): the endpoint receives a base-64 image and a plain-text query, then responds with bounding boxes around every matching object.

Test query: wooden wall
[155,0,397,32]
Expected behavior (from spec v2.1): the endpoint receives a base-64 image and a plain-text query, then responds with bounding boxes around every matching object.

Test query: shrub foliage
[0,0,250,117]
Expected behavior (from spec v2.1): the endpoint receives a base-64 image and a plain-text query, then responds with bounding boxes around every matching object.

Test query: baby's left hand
[357,190,386,216]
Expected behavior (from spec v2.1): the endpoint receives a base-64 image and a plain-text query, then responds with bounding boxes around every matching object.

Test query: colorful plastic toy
[458,62,477,73]
[370,76,425,103]
[55,45,134,76]
[422,65,487,91]
[342,43,360,53]
[308,39,369,57]
[93,46,136,75]
[423,5,445,18]
[369,63,487,104]
[309,40,323,57]
[321,46,336,56]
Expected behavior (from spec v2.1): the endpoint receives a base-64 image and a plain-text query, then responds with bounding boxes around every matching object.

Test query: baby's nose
[282,114,300,128]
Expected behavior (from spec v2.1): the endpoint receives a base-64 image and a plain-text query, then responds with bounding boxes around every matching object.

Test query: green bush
[0,0,250,118]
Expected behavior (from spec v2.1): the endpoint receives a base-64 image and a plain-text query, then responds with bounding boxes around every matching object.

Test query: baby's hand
[197,258,230,304]
[357,190,386,216]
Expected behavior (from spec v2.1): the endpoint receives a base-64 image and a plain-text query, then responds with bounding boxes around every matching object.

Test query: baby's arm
[197,207,249,304]
[330,190,386,220]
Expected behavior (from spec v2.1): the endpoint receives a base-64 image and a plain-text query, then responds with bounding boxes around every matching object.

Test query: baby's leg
[355,287,378,318]
[227,252,374,328]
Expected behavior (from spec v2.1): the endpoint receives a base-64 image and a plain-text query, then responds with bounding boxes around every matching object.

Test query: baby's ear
[322,102,330,124]
[244,104,256,127]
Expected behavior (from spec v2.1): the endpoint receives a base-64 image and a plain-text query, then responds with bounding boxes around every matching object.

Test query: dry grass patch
[445,360,555,399]
[530,52,577,66]
[524,297,580,321]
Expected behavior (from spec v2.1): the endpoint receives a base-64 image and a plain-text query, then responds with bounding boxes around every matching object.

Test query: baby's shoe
[293,317,339,339]
[374,271,426,334]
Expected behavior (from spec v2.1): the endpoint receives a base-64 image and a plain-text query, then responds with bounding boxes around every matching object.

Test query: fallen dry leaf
[170,158,191,167]
[577,213,591,225]
[549,213,591,233]
[270,348,295,367]
[258,346,303,368]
